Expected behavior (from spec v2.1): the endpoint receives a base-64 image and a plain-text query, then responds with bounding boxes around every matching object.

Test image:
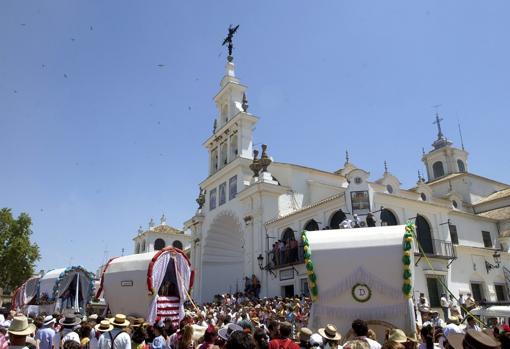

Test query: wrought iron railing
[267,244,305,269]
[415,239,456,259]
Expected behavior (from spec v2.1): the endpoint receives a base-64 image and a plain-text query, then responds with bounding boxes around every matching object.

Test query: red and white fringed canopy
[97,247,194,325]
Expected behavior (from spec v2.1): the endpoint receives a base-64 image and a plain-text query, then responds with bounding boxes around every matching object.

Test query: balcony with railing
[267,244,305,269]
[414,239,456,266]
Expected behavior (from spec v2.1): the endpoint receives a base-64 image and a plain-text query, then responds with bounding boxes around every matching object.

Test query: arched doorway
[281,228,295,242]
[202,212,244,302]
[380,209,398,226]
[330,210,346,229]
[416,215,434,254]
[154,238,166,250]
[304,219,319,231]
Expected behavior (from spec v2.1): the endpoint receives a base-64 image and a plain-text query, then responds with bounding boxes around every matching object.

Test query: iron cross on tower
[433,113,444,139]
[222,24,239,62]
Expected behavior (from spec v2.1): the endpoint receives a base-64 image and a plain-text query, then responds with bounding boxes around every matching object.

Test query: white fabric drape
[173,254,191,321]
[74,272,80,311]
[147,252,172,323]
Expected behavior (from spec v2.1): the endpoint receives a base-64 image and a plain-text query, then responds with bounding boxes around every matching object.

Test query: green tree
[0,208,41,291]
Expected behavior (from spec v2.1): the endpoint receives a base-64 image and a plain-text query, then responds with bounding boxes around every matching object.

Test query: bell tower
[203,27,258,176]
[422,114,469,181]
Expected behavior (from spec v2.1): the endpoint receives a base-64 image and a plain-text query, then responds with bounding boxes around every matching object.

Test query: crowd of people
[0,293,508,349]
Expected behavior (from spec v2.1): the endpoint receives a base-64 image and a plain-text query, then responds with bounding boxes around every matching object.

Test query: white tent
[98,247,193,325]
[37,266,94,312]
[306,225,416,336]
[12,276,40,310]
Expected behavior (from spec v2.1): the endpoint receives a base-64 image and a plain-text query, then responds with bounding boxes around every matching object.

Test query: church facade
[184,58,510,307]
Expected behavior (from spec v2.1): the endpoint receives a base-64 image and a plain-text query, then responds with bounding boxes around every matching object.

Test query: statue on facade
[213,119,217,134]
[222,24,239,62]
[160,213,166,225]
[196,187,206,209]
[242,92,249,112]
[149,218,155,228]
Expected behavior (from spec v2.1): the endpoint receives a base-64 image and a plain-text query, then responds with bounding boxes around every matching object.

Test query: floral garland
[402,222,414,299]
[302,230,318,301]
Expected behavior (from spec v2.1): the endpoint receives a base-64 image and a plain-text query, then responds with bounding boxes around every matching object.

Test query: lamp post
[485,250,501,273]
[257,253,276,277]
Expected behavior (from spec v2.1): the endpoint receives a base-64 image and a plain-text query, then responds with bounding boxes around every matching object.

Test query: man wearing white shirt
[440,293,449,320]
[97,314,131,349]
[35,316,55,349]
[465,316,481,332]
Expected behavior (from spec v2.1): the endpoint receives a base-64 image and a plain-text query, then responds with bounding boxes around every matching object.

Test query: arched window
[416,215,434,254]
[433,161,445,179]
[141,240,146,252]
[380,209,398,226]
[457,159,465,173]
[135,242,140,254]
[329,210,347,229]
[304,219,319,231]
[172,240,183,250]
[281,228,295,242]
[154,238,166,250]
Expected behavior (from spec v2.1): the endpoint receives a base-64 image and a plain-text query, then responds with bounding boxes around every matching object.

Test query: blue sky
[1,1,509,273]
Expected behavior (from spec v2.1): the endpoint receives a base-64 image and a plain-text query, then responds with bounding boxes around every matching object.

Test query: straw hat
[95,320,114,333]
[299,327,313,341]
[387,329,407,343]
[8,316,36,336]
[318,324,342,341]
[109,314,130,327]
[448,329,500,349]
[131,318,145,328]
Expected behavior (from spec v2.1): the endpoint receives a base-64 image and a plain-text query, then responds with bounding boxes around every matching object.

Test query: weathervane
[222,24,240,62]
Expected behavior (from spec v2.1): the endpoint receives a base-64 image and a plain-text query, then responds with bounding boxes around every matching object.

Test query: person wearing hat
[97,314,131,349]
[318,324,342,349]
[35,316,56,349]
[8,316,36,349]
[268,322,299,349]
[447,329,499,349]
[423,311,444,328]
[351,320,381,349]
[383,329,418,349]
[218,323,243,342]
[54,315,80,349]
[298,327,312,349]
[465,316,481,332]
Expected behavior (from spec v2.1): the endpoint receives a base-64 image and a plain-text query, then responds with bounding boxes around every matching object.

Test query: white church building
[133,214,191,254]
[184,57,510,307]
